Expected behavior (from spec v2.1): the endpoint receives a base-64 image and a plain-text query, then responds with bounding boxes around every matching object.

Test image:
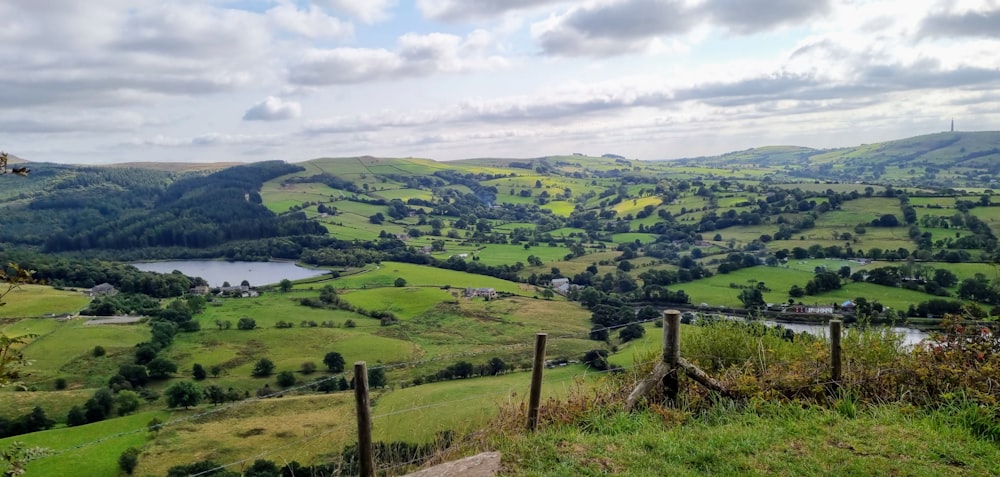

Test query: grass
[492,402,1000,476]
[0,410,169,477]
[327,262,530,294]
[10,318,150,387]
[0,284,91,318]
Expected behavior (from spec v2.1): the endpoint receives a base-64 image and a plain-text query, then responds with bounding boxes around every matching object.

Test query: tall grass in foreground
[471,315,1000,475]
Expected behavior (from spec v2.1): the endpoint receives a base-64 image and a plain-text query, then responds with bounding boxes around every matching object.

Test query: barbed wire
[31,342,545,462]
[176,363,637,477]
[23,309,991,468]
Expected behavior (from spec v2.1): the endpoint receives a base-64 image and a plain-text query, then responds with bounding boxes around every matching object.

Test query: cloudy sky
[2,0,999,164]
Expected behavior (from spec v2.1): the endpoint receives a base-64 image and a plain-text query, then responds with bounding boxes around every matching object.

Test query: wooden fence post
[662,310,681,402]
[527,333,548,431]
[830,320,842,388]
[354,362,375,477]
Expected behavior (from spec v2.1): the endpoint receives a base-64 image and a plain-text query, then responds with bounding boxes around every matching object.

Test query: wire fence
[15,312,990,476]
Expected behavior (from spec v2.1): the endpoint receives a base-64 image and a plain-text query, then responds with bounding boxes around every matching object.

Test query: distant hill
[671,131,1000,188]
[105,161,244,172]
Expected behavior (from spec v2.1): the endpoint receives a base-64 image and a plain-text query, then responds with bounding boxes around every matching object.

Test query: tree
[301,361,317,375]
[147,357,178,379]
[589,324,609,341]
[204,384,226,405]
[165,381,202,409]
[66,406,87,427]
[113,390,141,416]
[85,388,115,423]
[367,367,386,388]
[119,447,140,475]
[252,358,275,377]
[192,363,207,381]
[487,357,506,375]
[738,288,766,310]
[394,277,407,287]
[933,269,959,288]
[323,352,346,373]
[237,317,256,330]
[276,370,296,388]
[618,323,645,343]
[278,279,293,293]
[92,345,106,357]
[210,365,223,377]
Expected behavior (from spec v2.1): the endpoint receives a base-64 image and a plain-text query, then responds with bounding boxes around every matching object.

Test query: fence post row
[830,320,842,389]
[354,361,375,477]
[662,310,681,402]
[527,333,548,432]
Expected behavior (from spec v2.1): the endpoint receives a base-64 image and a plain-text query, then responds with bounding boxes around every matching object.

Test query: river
[131,260,328,287]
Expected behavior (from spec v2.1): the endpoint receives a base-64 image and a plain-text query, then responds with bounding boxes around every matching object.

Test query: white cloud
[243,97,303,121]
[318,0,396,23]
[288,31,509,85]
[417,0,569,21]
[266,1,354,39]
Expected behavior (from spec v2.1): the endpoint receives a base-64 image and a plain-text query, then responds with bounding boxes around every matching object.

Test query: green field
[0,285,91,318]
[327,262,531,294]
[0,411,169,477]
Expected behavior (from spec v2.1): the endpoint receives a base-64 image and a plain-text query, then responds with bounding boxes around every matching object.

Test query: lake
[131,260,328,287]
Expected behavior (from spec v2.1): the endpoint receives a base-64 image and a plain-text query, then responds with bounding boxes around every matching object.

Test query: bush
[252,358,275,377]
[301,361,317,374]
[119,447,140,475]
[54,378,67,390]
[276,371,296,388]
[237,317,256,330]
[92,345,106,357]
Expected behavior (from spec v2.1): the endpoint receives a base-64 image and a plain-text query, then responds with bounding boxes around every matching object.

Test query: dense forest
[0,161,324,253]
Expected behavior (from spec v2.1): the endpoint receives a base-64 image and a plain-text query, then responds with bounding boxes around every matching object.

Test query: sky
[2,0,999,165]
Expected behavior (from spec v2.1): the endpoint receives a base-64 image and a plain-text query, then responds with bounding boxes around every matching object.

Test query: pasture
[0,284,91,318]
[0,411,169,477]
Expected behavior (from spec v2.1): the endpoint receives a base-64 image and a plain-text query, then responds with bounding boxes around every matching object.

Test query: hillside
[672,131,1000,188]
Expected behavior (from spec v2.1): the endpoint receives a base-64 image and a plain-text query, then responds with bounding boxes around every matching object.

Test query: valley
[2,131,1000,475]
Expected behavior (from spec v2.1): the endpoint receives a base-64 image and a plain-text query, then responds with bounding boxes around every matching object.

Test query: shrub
[276,371,296,388]
[92,345,106,357]
[237,317,256,330]
[301,361,317,374]
[252,358,275,377]
[119,447,140,475]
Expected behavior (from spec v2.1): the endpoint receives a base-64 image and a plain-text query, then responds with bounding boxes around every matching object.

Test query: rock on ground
[401,452,501,477]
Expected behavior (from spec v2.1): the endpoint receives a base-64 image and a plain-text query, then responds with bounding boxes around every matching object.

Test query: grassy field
[5,317,150,387]
[326,262,531,294]
[0,284,91,318]
[0,410,169,477]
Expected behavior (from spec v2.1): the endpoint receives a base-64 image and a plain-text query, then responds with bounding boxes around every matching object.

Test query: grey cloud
[417,0,568,21]
[919,10,1000,38]
[0,3,273,109]
[243,97,302,121]
[700,0,833,35]
[534,0,832,57]
[535,0,691,56]
[289,33,505,85]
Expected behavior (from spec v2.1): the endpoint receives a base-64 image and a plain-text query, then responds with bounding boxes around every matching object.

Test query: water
[131,260,328,287]
[759,319,929,347]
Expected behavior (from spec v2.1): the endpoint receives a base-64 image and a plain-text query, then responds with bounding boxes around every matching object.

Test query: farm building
[465,287,497,299]
[89,283,118,297]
